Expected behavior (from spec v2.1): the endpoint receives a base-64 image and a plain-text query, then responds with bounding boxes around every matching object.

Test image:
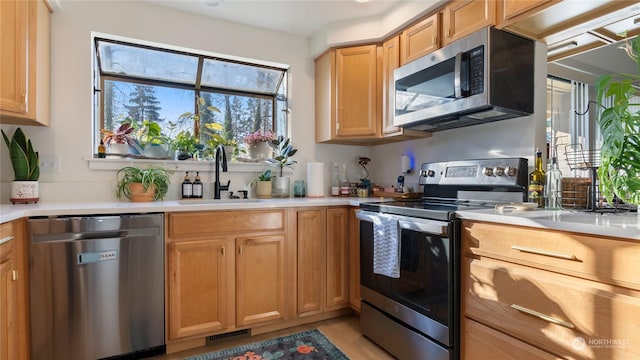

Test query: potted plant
[244,130,274,160]
[101,122,136,156]
[596,34,640,208]
[255,169,273,199]
[267,135,297,197]
[115,166,171,202]
[205,134,238,162]
[2,127,40,203]
[171,130,198,160]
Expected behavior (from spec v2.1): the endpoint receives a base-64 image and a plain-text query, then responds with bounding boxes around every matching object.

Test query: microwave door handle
[454,52,462,98]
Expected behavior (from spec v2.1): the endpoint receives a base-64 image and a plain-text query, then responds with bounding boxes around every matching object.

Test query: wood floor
[153,315,395,360]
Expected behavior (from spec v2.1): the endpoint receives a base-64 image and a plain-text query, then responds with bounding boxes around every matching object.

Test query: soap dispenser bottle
[182,172,193,199]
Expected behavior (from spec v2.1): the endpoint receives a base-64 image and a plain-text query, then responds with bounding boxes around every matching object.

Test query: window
[93,35,288,160]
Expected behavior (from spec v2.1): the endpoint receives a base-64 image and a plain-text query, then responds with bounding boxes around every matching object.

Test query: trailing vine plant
[596,34,640,205]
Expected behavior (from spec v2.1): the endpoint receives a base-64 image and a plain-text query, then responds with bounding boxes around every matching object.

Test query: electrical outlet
[40,155,61,173]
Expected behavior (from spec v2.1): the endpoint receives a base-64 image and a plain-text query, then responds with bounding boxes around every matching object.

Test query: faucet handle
[238,190,248,199]
[219,179,231,191]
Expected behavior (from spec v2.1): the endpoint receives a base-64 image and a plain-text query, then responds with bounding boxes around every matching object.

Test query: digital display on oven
[445,165,477,178]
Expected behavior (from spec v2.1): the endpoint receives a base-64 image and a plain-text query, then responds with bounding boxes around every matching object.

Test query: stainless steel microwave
[393,27,535,132]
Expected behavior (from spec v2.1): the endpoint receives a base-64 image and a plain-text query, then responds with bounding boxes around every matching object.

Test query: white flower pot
[10,181,39,204]
[108,143,130,156]
[247,141,271,160]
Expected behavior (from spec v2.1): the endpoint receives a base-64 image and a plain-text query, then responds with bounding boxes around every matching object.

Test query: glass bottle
[192,171,203,199]
[340,163,350,196]
[182,172,193,199]
[331,163,340,196]
[545,157,563,209]
[528,148,546,208]
[97,139,106,158]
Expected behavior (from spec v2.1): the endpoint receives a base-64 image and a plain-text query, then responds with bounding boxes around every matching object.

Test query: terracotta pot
[129,183,156,202]
[256,180,272,199]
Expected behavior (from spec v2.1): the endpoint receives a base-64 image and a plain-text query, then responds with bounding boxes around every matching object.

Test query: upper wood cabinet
[0,0,51,126]
[442,0,496,45]
[315,45,382,144]
[496,0,559,27]
[400,13,440,65]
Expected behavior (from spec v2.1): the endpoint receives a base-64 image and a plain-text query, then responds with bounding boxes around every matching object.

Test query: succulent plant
[2,128,40,181]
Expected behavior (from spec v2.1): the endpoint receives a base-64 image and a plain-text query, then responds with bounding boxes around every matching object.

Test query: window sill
[87,158,291,174]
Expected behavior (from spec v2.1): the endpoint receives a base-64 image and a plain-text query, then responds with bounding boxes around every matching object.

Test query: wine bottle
[545,157,562,209]
[528,148,546,208]
[331,163,340,196]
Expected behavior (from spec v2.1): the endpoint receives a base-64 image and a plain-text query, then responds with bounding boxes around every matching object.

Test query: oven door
[357,210,455,348]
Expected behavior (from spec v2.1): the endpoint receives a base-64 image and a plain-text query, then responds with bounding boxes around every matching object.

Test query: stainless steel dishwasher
[28,213,165,360]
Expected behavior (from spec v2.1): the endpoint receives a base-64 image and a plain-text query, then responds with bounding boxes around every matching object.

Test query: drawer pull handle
[511,245,578,261]
[510,304,575,329]
[221,246,225,256]
[0,236,15,245]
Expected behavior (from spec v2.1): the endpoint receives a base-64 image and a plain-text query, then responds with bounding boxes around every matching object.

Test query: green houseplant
[596,35,640,207]
[255,169,273,199]
[116,166,171,202]
[267,135,297,197]
[2,127,40,203]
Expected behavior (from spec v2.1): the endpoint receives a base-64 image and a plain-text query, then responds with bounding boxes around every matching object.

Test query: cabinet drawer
[463,257,640,360]
[463,318,561,360]
[0,221,15,243]
[168,210,285,239]
[462,220,640,290]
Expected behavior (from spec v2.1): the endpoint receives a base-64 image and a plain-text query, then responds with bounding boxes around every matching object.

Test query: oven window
[361,224,451,326]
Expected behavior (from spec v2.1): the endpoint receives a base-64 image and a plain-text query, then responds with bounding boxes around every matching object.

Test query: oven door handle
[356,210,449,236]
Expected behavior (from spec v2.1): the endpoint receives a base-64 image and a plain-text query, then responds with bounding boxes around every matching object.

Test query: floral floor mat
[183,329,350,360]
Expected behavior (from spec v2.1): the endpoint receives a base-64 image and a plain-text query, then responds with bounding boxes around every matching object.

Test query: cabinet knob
[12,270,17,281]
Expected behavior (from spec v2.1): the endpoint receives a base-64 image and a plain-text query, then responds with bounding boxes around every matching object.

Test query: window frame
[92,33,289,161]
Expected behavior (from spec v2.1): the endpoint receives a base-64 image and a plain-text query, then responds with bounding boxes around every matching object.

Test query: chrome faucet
[214,145,229,199]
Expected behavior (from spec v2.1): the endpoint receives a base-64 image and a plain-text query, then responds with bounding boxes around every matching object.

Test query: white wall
[0,1,369,203]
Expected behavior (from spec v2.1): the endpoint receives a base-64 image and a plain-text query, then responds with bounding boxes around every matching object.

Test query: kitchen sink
[177,198,263,205]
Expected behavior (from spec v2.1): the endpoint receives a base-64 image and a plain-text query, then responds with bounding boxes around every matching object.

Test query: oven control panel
[419,158,528,187]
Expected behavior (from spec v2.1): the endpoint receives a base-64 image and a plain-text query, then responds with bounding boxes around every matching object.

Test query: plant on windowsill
[596,34,640,208]
[267,135,297,198]
[2,127,40,204]
[178,96,223,160]
[255,169,273,199]
[171,130,198,160]
[101,122,137,156]
[115,166,171,202]
[244,129,275,160]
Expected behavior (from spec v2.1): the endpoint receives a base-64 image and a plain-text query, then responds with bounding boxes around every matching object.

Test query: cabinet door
[400,13,440,65]
[0,0,50,125]
[0,241,18,360]
[296,209,326,316]
[497,0,557,26]
[168,238,235,340]
[236,234,286,326]
[348,208,361,312]
[442,0,496,45]
[335,45,380,138]
[325,207,349,310]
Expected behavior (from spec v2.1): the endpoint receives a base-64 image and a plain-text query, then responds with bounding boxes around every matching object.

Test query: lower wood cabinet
[167,210,290,341]
[461,220,640,360]
[0,219,28,360]
[348,207,361,312]
[296,207,350,317]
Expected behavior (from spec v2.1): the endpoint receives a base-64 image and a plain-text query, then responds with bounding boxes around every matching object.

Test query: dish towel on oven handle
[373,214,400,278]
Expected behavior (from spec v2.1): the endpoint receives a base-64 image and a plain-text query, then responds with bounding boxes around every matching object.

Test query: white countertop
[456,208,640,240]
[0,197,382,224]
[3,199,639,240]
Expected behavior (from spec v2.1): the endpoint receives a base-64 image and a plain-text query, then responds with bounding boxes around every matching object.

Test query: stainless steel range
[357,158,529,360]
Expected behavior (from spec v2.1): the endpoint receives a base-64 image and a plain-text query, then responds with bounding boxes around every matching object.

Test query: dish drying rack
[563,144,600,211]
[563,144,634,212]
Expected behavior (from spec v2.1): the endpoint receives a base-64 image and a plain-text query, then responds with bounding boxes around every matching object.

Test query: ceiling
[145,0,406,38]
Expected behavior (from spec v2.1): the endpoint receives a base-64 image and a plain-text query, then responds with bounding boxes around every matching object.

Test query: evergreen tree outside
[125,85,162,126]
